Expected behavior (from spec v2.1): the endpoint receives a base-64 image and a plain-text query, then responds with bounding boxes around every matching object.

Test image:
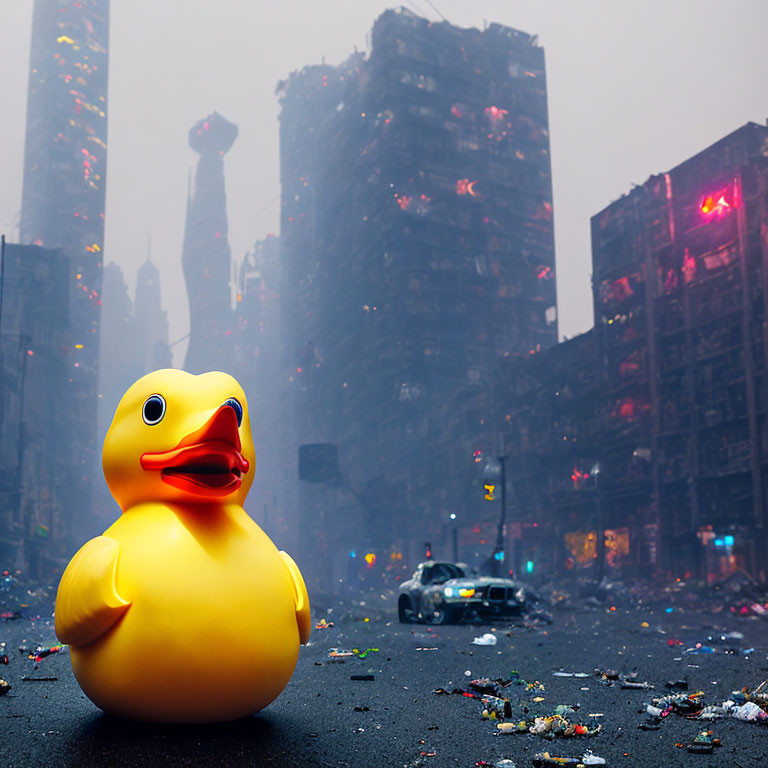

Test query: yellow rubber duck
[54,369,310,722]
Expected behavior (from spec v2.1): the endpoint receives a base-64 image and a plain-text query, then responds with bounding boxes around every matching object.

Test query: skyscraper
[233,236,283,537]
[279,9,558,576]
[19,0,110,543]
[134,252,171,373]
[182,112,237,374]
[0,243,71,575]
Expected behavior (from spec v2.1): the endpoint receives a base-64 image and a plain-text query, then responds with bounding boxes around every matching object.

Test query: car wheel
[398,596,413,623]
[426,602,456,625]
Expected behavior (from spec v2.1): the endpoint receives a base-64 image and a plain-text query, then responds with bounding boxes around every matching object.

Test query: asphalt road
[1,595,767,768]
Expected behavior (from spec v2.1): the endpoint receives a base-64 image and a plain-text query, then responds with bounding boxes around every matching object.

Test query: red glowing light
[397,195,411,211]
[682,249,696,283]
[456,179,478,197]
[484,106,509,123]
[537,266,551,280]
[700,191,731,216]
[450,104,463,118]
[570,467,590,488]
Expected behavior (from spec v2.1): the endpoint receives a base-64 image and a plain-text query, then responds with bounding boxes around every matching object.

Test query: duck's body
[55,370,309,723]
[70,504,299,722]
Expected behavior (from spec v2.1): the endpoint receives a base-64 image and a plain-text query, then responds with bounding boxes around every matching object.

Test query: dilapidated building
[502,122,768,582]
[279,8,558,582]
[19,0,110,546]
[0,243,71,576]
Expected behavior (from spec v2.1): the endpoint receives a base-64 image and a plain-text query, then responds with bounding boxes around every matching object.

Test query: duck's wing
[55,536,131,647]
[279,550,311,644]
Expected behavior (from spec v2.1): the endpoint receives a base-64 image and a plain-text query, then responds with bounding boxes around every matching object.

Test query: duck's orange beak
[140,405,249,497]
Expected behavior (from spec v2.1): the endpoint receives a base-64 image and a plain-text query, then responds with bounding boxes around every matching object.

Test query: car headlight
[444,587,455,597]
[459,588,475,598]
[515,588,525,602]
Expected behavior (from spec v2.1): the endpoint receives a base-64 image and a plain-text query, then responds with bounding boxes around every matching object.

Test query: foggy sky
[1,0,767,368]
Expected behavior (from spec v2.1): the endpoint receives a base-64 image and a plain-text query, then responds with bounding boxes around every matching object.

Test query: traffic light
[425,542,433,559]
[484,483,496,501]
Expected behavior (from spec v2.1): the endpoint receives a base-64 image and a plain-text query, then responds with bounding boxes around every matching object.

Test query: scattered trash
[531,752,604,767]
[475,760,517,768]
[684,644,716,655]
[684,729,721,754]
[496,721,528,734]
[315,618,334,630]
[21,676,58,681]
[552,671,589,678]
[481,694,512,720]
[472,633,498,646]
[728,700,768,722]
[350,674,375,681]
[528,714,601,738]
[0,678,10,695]
[328,647,378,659]
[328,648,355,658]
[28,644,66,664]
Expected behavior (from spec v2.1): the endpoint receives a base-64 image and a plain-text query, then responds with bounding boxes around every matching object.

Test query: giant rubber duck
[55,369,310,722]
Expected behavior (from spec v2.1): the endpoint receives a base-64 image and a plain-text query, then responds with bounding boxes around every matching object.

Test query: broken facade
[279,8,557,582]
[0,243,71,576]
[503,122,768,582]
[18,0,110,549]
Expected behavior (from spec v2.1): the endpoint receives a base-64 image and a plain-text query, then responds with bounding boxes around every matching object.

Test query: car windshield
[430,563,464,583]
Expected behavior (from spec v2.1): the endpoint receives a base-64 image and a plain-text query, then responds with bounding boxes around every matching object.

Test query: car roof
[419,561,463,568]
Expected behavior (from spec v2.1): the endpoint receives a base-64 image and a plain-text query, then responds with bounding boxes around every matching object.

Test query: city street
[1,594,767,767]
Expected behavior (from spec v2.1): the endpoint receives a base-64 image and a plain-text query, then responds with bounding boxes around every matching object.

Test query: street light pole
[494,455,508,576]
[593,462,605,583]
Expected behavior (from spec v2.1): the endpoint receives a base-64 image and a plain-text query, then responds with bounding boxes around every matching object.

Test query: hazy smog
[2,3,768,763]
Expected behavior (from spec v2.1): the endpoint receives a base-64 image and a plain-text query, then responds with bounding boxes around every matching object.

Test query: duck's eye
[223,397,243,426]
[142,394,166,425]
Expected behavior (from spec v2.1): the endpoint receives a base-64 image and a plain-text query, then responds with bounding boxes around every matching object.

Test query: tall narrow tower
[182,112,237,374]
[134,251,171,372]
[19,0,110,541]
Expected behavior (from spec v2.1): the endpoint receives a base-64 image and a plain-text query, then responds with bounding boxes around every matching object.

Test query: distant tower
[134,247,171,372]
[19,0,110,539]
[97,262,137,440]
[182,112,237,373]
